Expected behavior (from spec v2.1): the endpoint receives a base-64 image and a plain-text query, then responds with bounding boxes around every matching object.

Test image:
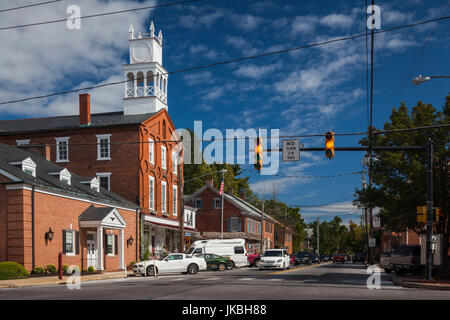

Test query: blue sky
[0,0,449,224]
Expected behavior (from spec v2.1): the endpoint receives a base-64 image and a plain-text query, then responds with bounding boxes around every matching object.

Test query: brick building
[274,224,295,254]
[0,143,140,272]
[184,180,279,253]
[0,22,195,258]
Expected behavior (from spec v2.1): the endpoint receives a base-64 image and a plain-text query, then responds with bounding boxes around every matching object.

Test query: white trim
[49,168,71,185]
[96,134,111,161]
[10,157,37,177]
[213,197,221,209]
[149,175,155,210]
[172,151,177,175]
[172,185,178,216]
[149,137,154,164]
[106,234,115,257]
[65,229,76,257]
[0,169,21,182]
[55,137,70,163]
[161,145,167,170]
[4,183,137,212]
[143,214,193,229]
[16,139,30,145]
[96,172,111,191]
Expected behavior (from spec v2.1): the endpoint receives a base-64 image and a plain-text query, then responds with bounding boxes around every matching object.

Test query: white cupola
[123,21,168,115]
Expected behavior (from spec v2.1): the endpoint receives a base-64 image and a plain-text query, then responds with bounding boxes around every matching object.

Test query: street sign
[373,216,380,228]
[282,139,300,161]
[185,232,191,237]
[369,238,376,247]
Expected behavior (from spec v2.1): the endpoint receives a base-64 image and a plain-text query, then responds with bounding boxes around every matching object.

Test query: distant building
[184,180,279,253]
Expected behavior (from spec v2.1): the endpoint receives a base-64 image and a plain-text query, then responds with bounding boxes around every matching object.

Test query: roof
[0,143,139,209]
[0,111,159,135]
[78,206,115,221]
[184,184,278,223]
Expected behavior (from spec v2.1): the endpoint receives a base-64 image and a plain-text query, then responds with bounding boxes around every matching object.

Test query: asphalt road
[0,262,449,300]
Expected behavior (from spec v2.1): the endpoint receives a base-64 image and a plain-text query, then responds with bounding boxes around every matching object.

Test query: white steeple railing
[125,84,167,103]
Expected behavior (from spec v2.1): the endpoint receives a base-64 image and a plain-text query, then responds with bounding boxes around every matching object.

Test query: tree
[354,95,449,235]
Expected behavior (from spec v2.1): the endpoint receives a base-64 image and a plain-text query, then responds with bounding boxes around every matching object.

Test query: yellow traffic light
[417,206,426,223]
[435,208,443,223]
[254,137,263,171]
[325,131,334,159]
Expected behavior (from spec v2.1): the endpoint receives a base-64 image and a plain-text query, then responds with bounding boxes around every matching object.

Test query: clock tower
[123,21,168,115]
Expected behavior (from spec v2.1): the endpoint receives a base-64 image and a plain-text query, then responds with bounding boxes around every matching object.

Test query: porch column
[119,229,125,270]
[97,226,104,270]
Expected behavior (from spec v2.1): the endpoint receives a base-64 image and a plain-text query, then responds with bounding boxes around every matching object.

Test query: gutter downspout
[32,185,35,269]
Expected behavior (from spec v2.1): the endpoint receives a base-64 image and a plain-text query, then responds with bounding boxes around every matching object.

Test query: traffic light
[254,136,263,171]
[434,208,443,223]
[325,131,334,159]
[417,206,426,223]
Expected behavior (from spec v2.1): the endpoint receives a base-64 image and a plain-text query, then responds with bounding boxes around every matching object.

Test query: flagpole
[220,169,226,239]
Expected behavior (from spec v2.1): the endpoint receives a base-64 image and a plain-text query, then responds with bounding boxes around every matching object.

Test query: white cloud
[183,71,214,86]
[291,15,318,35]
[319,14,354,29]
[233,62,282,79]
[230,14,263,31]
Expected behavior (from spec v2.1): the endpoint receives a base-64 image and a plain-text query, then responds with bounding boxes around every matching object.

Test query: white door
[87,240,97,270]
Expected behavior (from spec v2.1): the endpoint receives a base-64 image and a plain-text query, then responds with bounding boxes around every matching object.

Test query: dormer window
[49,168,71,185]
[10,157,36,177]
[81,178,100,192]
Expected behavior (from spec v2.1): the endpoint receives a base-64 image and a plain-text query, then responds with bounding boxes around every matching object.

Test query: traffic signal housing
[417,206,426,223]
[254,137,263,172]
[325,131,334,159]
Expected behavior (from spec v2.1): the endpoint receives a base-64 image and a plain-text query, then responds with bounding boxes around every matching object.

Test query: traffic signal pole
[265,143,435,279]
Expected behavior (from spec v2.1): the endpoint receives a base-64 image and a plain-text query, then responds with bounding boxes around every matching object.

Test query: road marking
[204,277,222,281]
[170,278,186,281]
[268,262,331,275]
[269,278,283,281]
[238,278,256,281]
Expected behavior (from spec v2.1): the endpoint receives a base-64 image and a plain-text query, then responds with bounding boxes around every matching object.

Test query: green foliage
[33,266,45,274]
[45,264,57,273]
[62,264,69,273]
[0,262,29,280]
[87,266,95,273]
[354,95,449,233]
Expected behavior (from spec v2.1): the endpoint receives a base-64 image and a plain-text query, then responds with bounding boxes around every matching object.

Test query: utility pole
[425,139,434,280]
[221,169,226,239]
[317,218,320,255]
[283,204,287,248]
[178,154,185,253]
[261,200,265,254]
[361,170,370,263]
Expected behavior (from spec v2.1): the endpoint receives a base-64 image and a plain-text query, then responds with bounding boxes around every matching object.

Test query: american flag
[219,180,224,195]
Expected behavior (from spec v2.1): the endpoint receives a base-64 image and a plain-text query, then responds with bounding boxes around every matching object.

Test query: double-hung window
[172,151,177,175]
[56,137,69,162]
[149,176,155,211]
[161,146,167,170]
[194,198,203,209]
[149,138,154,164]
[213,198,221,209]
[96,172,111,190]
[173,185,178,216]
[161,181,167,214]
[106,234,115,256]
[97,134,111,160]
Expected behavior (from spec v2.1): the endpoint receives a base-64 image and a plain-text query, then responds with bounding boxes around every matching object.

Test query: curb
[0,272,127,289]
[393,275,450,291]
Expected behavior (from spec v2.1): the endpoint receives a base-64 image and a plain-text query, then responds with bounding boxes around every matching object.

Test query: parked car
[196,253,233,271]
[185,238,248,268]
[290,254,295,265]
[390,245,422,275]
[332,254,346,263]
[258,249,290,270]
[352,253,365,264]
[320,254,329,262]
[294,251,312,265]
[310,253,320,264]
[247,253,261,267]
[328,254,334,261]
[133,253,207,276]
[380,250,391,273]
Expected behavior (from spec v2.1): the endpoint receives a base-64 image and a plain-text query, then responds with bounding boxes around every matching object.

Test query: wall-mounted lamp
[127,235,134,247]
[45,227,54,241]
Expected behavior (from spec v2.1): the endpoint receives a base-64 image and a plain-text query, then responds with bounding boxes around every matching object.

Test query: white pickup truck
[390,245,422,275]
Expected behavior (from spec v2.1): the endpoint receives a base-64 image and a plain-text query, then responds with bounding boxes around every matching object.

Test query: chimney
[205,178,213,187]
[18,144,51,161]
[79,94,91,126]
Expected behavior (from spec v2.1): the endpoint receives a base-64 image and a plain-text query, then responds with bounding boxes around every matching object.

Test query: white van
[185,238,248,268]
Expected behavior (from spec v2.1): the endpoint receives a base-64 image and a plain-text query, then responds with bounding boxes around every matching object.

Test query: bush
[0,262,29,280]
[62,264,69,273]
[33,266,45,274]
[45,264,57,273]
[87,266,95,273]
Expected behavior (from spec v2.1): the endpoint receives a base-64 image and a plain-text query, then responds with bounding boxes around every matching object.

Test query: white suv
[258,249,290,270]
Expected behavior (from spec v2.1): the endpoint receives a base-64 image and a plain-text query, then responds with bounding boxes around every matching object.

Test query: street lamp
[220,169,227,239]
[412,75,450,85]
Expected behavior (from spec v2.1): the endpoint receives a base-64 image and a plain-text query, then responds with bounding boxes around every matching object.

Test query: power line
[11,123,450,147]
[1,14,450,107]
[0,0,64,13]
[242,169,363,179]
[0,0,200,31]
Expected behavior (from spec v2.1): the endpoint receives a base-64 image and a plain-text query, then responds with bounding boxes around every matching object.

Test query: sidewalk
[393,274,450,290]
[0,270,128,289]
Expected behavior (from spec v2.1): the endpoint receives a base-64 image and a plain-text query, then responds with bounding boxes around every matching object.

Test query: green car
[196,253,233,271]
